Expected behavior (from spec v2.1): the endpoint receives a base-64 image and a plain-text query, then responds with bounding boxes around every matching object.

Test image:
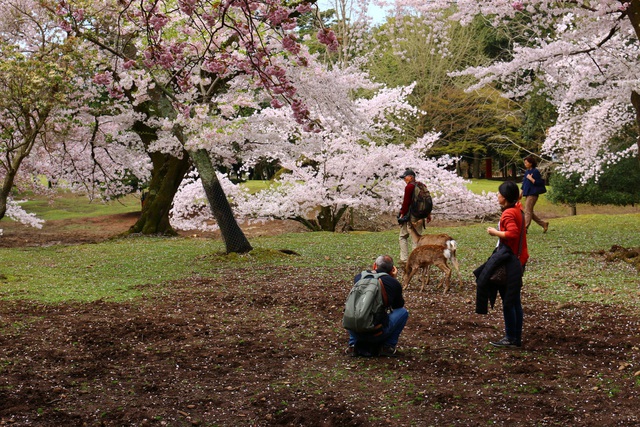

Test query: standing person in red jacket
[475,181,529,348]
[397,169,431,267]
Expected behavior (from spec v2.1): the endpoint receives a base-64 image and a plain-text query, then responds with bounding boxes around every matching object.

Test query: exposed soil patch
[1,214,639,426]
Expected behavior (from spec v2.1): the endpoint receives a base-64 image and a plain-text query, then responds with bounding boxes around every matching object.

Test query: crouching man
[343,255,409,357]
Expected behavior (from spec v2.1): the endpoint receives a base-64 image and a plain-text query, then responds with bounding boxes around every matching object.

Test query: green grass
[1,214,639,307]
[466,179,501,195]
[1,181,639,308]
[14,193,141,221]
[466,178,640,217]
[242,180,271,193]
[0,237,223,302]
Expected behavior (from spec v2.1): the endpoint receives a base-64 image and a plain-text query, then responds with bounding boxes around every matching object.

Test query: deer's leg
[439,263,452,293]
[420,265,431,292]
[451,256,461,288]
[403,265,418,290]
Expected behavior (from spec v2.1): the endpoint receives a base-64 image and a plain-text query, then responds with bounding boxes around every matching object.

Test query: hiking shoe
[490,337,520,348]
[344,345,356,357]
[380,346,398,357]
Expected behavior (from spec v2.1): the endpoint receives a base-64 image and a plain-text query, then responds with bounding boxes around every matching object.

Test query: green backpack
[342,271,389,334]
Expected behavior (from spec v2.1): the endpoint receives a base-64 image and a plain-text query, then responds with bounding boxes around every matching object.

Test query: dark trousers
[499,287,523,344]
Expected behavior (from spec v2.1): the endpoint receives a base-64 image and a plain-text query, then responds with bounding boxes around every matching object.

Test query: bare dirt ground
[1,213,640,426]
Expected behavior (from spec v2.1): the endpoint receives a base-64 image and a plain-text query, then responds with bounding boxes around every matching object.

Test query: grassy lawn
[14,192,141,221]
[467,178,640,217]
[1,180,638,308]
[1,216,639,309]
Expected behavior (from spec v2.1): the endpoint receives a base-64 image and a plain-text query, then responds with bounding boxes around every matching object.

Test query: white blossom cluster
[394,0,640,182]
[169,61,499,231]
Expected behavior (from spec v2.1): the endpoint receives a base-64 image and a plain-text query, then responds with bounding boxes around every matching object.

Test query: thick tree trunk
[0,163,21,219]
[189,149,252,254]
[317,205,348,232]
[293,205,348,232]
[0,172,16,220]
[128,151,190,235]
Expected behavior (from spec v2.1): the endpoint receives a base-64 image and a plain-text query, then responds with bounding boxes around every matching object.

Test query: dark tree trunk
[129,151,190,234]
[190,149,252,254]
[0,169,17,220]
[0,145,24,220]
[293,205,348,232]
[128,121,190,235]
[317,205,348,232]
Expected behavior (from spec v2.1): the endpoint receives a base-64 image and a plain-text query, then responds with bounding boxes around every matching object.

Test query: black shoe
[353,342,381,357]
[380,346,398,357]
[490,337,520,348]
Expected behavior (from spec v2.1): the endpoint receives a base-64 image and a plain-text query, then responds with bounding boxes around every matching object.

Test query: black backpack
[410,181,433,219]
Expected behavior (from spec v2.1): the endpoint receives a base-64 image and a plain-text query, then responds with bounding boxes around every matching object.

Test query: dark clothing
[474,244,523,314]
[399,182,415,217]
[353,269,405,311]
[349,269,408,349]
[500,287,523,345]
[521,168,546,196]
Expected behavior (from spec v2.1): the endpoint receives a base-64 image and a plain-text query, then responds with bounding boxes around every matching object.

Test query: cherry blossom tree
[0,0,151,239]
[50,0,342,252]
[170,64,498,232]
[24,106,151,200]
[0,0,73,227]
[391,0,640,183]
[316,0,375,66]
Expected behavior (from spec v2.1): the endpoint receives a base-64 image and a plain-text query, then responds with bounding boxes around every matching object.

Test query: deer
[405,221,461,290]
[402,243,455,293]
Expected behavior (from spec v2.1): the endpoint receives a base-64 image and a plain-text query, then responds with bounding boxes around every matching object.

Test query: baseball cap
[399,169,416,178]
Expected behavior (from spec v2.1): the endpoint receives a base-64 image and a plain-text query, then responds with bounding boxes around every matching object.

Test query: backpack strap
[379,277,389,307]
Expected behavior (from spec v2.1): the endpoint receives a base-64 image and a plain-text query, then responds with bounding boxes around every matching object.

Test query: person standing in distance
[520,155,549,233]
[397,169,431,267]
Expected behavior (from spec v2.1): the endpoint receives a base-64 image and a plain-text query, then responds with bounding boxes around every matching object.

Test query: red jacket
[399,182,415,217]
[499,202,529,266]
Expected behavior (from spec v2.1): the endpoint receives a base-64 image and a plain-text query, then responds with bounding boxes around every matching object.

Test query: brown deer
[406,221,461,288]
[402,243,455,292]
